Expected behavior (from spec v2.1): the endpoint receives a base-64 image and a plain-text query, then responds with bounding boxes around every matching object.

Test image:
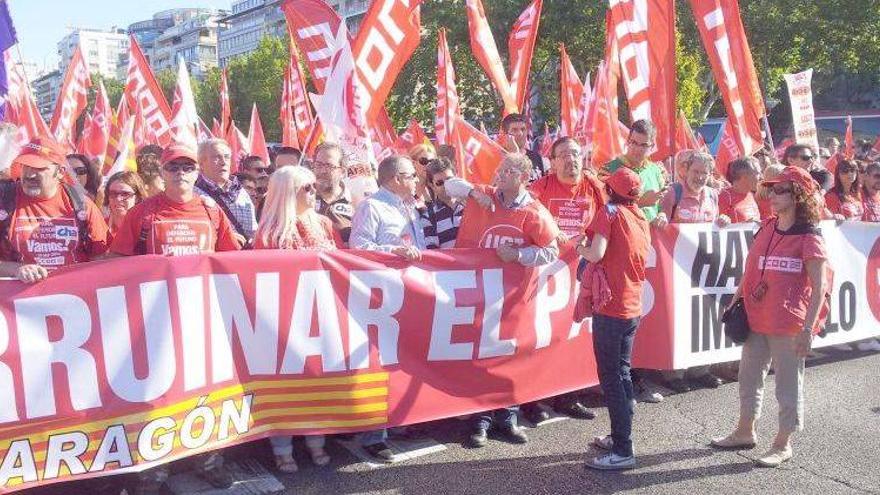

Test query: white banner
[670,221,880,369]
[784,68,819,150]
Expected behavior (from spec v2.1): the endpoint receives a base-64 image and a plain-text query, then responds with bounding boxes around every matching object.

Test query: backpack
[669,182,718,221]
[134,196,223,255]
[0,180,92,262]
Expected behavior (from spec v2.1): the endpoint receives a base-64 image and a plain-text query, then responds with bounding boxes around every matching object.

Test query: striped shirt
[419,199,464,249]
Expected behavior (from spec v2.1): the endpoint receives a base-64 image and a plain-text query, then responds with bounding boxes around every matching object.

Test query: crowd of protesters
[1,113,879,492]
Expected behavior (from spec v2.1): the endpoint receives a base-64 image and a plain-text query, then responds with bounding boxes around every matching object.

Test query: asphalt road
[23,347,880,495]
[275,347,880,495]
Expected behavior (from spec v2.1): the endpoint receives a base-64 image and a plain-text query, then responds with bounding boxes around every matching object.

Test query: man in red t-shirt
[447,153,560,446]
[719,157,762,223]
[0,137,108,283]
[529,137,606,241]
[112,144,241,256]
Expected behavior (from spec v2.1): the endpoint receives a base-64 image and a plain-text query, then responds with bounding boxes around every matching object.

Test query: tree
[224,36,288,141]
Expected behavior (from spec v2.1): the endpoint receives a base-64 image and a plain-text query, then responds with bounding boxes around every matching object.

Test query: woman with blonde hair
[408,142,437,203]
[254,166,338,472]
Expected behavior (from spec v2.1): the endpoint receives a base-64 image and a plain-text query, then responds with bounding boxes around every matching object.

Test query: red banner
[219,69,232,140]
[281,41,314,149]
[435,28,460,146]
[124,36,172,147]
[607,0,676,160]
[0,247,597,492]
[689,0,764,157]
[50,46,92,148]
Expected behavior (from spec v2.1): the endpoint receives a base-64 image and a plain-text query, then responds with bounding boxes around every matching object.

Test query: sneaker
[755,446,793,467]
[200,467,234,489]
[469,428,488,448]
[363,441,395,463]
[521,403,550,424]
[585,452,636,470]
[634,382,664,403]
[500,425,529,444]
[856,340,880,352]
[556,401,596,420]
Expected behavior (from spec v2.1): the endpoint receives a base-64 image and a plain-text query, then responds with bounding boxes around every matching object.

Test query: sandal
[590,435,613,450]
[308,447,330,466]
[710,433,756,450]
[274,454,299,473]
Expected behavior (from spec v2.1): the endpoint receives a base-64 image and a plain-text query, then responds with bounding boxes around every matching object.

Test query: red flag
[280,66,299,149]
[585,54,625,167]
[212,118,223,140]
[843,115,854,159]
[219,68,232,139]
[228,123,249,172]
[675,110,705,152]
[559,44,583,138]
[50,46,92,148]
[197,118,214,143]
[393,119,429,153]
[825,153,840,175]
[435,28,460,146]
[466,0,542,115]
[83,81,112,165]
[168,59,199,150]
[248,104,270,165]
[280,0,346,93]
[574,72,594,145]
[540,123,554,158]
[75,111,93,154]
[689,0,765,158]
[372,109,398,149]
[351,0,422,124]
[606,1,676,160]
[132,99,150,149]
[453,116,506,184]
[124,35,173,146]
[714,119,740,177]
[281,40,315,149]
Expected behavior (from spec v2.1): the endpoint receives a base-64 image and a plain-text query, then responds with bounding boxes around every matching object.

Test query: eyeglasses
[108,191,136,201]
[496,167,522,177]
[163,162,198,174]
[796,154,815,161]
[312,161,343,171]
[74,167,88,176]
[770,184,793,195]
[628,139,653,149]
[397,172,417,180]
[248,166,270,174]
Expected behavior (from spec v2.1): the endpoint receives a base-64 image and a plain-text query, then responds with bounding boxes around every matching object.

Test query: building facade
[57,28,129,81]
[150,9,227,79]
[217,0,369,67]
[32,70,62,122]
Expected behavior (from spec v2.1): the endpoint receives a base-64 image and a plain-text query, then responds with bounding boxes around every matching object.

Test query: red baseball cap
[14,137,67,169]
[160,143,198,165]
[761,166,817,194]
[607,167,642,200]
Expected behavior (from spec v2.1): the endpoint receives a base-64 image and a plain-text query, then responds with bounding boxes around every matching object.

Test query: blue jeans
[474,407,518,431]
[592,314,640,457]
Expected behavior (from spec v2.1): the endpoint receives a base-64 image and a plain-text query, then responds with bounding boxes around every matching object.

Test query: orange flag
[453,116,506,184]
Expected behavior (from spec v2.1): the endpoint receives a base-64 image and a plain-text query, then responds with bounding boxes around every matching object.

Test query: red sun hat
[761,166,817,195]
[160,143,198,165]
[607,167,642,200]
[14,137,67,169]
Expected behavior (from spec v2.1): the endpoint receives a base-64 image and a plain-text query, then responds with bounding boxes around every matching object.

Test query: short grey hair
[377,155,412,185]
[197,138,231,159]
[497,152,532,178]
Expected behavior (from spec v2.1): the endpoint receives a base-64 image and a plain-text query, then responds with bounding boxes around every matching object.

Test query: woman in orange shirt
[712,167,830,468]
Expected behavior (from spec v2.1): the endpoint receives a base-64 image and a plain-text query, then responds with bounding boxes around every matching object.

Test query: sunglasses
[163,162,197,174]
[418,157,431,166]
[770,184,793,195]
[74,167,88,176]
[302,183,315,193]
[108,191,136,201]
[249,166,270,174]
[433,177,451,187]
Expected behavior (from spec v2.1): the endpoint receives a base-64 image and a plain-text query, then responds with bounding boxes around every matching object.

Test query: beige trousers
[738,332,806,433]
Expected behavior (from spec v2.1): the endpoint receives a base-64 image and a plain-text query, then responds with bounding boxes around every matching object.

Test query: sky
[7,0,234,73]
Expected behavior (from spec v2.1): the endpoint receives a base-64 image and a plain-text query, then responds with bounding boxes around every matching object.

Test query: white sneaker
[856,340,880,352]
[585,452,636,470]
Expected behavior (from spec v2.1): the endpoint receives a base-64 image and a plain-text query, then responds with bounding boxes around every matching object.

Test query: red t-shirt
[824,191,864,220]
[718,188,761,223]
[742,219,829,336]
[863,191,880,222]
[756,196,773,220]
[588,203,650,319]
[1,186,108,269]
[529,173,606,239]
[660,184,718,223]
[456,185,559,249]
[111,194,240,256]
